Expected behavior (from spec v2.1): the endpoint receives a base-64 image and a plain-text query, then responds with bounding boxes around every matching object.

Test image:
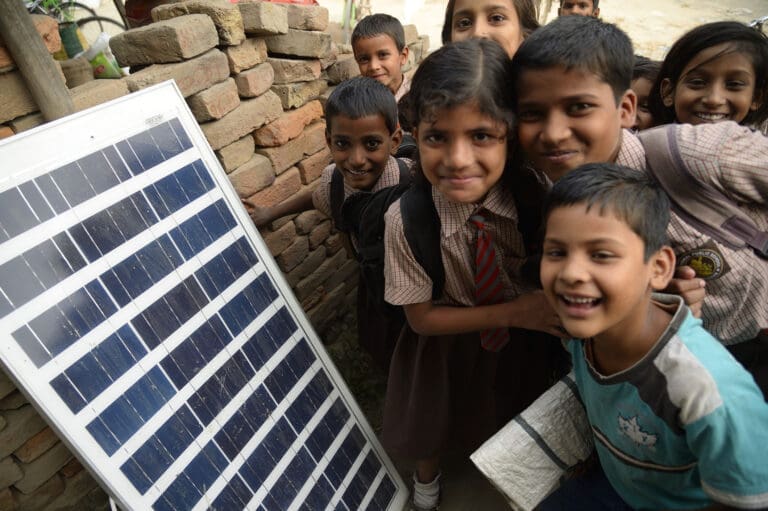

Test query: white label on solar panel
[0,81,408,511]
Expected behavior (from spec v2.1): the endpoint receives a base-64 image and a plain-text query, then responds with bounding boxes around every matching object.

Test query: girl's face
[415,102,508,204]
[449,0,523,58]
[662,43,760,125]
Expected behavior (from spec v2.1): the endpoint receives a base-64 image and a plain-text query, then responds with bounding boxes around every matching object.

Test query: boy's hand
[665,265,706,317]
[242,200,273,227]
[509,290,565,338]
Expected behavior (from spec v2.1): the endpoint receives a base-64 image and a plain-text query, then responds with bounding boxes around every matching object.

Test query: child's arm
[680,123,768,205]
[403,292,564,337]
[242,189,314,227]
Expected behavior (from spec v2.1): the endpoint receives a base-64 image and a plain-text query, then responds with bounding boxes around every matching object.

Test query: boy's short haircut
[543,163,670,260]
[351,13,405,52]
[324,76,399,134]
[511,16,633,102]
[559,0,599,6]
[632,55,661,81]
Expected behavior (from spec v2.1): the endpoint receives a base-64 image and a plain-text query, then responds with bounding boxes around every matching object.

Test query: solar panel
[0,81,407,511]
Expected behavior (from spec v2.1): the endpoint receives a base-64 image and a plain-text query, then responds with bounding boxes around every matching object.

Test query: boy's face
[415,102,508,204]
[516,66,636,182]
[540,204,673,343]
[558,0,599,17]
[353,35,408,95]
[326,114,401,191]
[449,0,523,58]
[631,77,655,131]
[661,43,760,126]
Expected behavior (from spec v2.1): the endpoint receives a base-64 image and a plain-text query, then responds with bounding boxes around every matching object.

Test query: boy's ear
[618,89,637,129]
[592,7,600,16]
[660,78,675,108]
[649,246,676,291]
[389,127,403,155]
[399,45,409,66]
[325,130,332,149]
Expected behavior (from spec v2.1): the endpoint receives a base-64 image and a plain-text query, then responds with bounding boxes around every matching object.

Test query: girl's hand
[507,291,565,338]
[664,265,706,318]
[242,200,273,227]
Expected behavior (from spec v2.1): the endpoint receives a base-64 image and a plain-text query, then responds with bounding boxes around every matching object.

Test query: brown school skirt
[382,325,569,460]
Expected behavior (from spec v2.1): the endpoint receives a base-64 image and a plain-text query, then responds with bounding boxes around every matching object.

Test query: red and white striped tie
[470,213,510,351]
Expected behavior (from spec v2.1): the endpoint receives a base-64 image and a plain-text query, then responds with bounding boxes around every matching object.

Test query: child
[631,55,661,131]
[511,15,768,393]
[538,162,768,510]
[245,76,407,371]
[647,21,768,129]
[558,0,599,17]
[351,13,410,101]
[383,38,566,510]
[440,0,539,58]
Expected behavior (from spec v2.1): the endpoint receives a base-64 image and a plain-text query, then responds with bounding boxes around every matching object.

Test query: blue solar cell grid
[0,85,403,511]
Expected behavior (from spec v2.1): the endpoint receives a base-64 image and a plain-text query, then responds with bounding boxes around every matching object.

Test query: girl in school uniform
[381,39,567,510]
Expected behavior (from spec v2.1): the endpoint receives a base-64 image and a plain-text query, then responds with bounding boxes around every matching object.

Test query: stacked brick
[0,2,429,509]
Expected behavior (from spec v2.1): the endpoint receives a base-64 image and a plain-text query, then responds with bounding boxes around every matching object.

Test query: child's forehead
[328,112,390,133]
[352,34,399,53]
[546,203,634,235]
[518,65,606,90]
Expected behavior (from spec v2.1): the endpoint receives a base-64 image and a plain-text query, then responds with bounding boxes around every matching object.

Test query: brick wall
[0,2,429,508]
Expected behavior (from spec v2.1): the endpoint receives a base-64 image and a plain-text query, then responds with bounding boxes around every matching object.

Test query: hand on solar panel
[242,190,314,228]
[242,200,274,227]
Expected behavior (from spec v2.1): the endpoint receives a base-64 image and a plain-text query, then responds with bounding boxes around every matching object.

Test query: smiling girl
[648,21,768,129]
[382,38,566,510]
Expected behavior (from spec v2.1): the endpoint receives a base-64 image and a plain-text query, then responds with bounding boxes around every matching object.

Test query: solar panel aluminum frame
[0,81,408,510]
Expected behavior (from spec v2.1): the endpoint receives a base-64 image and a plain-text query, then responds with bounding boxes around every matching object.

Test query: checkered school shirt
[311,156,411,218]
[383,183,531,307]
[617,123,768,344]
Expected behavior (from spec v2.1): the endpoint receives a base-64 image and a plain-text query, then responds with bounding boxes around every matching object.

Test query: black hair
[632,55,661,82]
[441,0,539,46]
[558,0,599,8]
[647,21,768,126]
[352,13,406,52]
[543,162,670,260]
[406,38,515,130]
[511,16,633,103]
[324,76,399,134]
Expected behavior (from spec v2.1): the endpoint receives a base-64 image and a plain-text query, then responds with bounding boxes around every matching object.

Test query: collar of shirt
[431,183,519,238]
[342,155,409,196]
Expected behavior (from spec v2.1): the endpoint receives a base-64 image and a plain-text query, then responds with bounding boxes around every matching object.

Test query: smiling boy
[538,163,768,510]
[246,77,404,226]
[245,77,408,371]
[511,16,768,392]
[352,14,410,101]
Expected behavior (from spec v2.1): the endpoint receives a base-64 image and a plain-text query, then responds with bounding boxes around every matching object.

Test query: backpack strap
[331,159,410,231]
[395,157,411,186]
[400,181,445,300]
[330,165,345,231]
[639,125,768,257]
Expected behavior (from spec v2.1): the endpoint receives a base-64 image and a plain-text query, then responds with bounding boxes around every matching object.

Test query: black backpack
[338,162,545,309]
[336,159,423,311]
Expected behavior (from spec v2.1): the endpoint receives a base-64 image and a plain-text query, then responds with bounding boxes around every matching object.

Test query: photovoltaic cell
[0,83,405,510]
